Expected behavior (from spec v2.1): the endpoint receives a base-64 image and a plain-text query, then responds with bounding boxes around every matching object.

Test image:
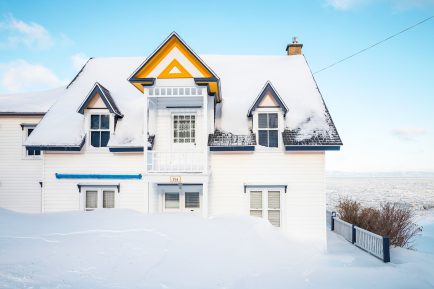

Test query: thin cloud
[325,0,434,10]
[0,15,54,49]
[392,126,428,139]
[0,60,65,93]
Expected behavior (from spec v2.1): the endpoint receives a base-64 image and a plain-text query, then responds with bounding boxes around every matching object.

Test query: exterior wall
[43,152,146,212]
[0,116,43,213]
[209,151,326,243]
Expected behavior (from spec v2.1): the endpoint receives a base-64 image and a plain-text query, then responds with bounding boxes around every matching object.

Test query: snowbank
[0,209,433,289]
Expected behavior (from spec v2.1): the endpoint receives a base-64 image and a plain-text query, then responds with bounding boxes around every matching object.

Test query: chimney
[286,36,303,55]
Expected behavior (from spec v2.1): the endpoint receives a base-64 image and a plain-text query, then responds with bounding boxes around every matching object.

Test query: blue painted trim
[209,146,255,151]
[27,138,86,152]
[129,77,155,86]
[285,145,340,151]
[109,147,144,152]
[247,82,289,117]
[56,173,142,180]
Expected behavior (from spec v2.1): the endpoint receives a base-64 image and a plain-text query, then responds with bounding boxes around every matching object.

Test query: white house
[0,33,342,244]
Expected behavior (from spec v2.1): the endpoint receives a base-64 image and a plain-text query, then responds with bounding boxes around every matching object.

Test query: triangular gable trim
[77,82,123,117]
[158,59,193,78]
[247,81,289,117]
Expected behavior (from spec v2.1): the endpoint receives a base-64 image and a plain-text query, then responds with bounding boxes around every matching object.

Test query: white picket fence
[354,226,388,261]
[327,210,390,262]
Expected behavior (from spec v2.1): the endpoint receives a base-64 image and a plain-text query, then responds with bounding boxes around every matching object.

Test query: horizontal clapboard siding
[209,151,326,242]
[0,116,43,212]
[43,152,146,212]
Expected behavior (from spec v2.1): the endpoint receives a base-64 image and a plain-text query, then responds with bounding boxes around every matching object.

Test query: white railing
[333,217,354,243]
[147,151,204,173]
[354,226,388,261]
[148,86,204,98]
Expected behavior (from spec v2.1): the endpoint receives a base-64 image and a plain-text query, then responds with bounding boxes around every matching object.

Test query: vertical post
[330,214,335,231]
[383,236,390,263]
[143,87,149,213]
[203,90,208,174]
[352,225,356,244]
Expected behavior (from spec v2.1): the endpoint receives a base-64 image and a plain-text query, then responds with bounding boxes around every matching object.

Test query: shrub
[335,198,422,248]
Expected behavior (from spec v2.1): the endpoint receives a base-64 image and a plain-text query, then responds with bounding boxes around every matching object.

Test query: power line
[313,15,434,75]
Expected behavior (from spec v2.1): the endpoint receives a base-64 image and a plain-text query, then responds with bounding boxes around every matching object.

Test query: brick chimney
[286,37,303,55]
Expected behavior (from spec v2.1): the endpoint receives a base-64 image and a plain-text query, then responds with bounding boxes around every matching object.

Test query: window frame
[85,109,113,151]
[257,112,279,148]
[172,112,197,145]
[247,187,284,228]
[81,186,119,211]
[22,125,42,160]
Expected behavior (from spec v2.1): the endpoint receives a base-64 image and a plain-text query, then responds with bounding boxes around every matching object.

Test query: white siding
[43,152,146,212]
[0,116,43,212]
[209,151,326,243]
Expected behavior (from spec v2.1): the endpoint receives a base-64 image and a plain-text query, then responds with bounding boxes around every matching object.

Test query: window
[25,128,41,157]
[258,113,278,147]
[185,192,200,208]
[165,193,180,209]
[90,114,110,147]
[173,114,195,143]
[83,187,117,210]
[249,189,281,227]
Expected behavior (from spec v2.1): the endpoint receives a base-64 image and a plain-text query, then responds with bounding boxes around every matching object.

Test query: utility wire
[313,15,434,75]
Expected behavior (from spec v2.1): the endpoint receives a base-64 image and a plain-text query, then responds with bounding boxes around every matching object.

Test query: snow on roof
[25,54,339,147]
[0,86,64,114]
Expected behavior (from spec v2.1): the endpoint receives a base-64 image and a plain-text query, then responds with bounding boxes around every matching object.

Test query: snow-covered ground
[0,209,433,289]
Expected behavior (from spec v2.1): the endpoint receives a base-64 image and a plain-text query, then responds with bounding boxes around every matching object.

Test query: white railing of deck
[147,151,204,173]
[333,217,353,242]
[354,226,384,260]
[148,86,204,98]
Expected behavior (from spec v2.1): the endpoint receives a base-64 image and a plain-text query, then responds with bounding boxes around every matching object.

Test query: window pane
[86,191,97,209]
[185,192,200,208]
[103,191,115,208]
[100,115,109,129]
[250,210,263,218]
[268,210,280,227]
[165,193,179,209]
[258,114,268,128]
[268,113,278,128]
[258,130,268,147]
[268,130,278,147]
[27,128,34,136]
[100,131,110,147]
[91,115,100,129]
[268,191,280,209]
[91,131,100,147]
[250,191,262,209]
[34,149,41,156]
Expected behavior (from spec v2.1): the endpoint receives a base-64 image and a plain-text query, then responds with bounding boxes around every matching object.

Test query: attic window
[90,114,110,147]
[258,113,278,148]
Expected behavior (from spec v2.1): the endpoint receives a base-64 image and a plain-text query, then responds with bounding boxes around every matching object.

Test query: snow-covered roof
[25,54,341,147]
[0,86,64,115]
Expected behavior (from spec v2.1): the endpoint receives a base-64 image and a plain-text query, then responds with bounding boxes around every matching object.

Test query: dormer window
[90,114,110,147]
[258,113,278,147]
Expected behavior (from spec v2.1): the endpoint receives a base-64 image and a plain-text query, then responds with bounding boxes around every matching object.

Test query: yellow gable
[158,59,193,79]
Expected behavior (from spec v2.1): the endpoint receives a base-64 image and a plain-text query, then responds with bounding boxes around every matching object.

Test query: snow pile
[0,209,433,289]
[0,86,64,114]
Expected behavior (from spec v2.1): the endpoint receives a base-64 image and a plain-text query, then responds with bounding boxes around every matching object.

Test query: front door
[162,185,202,214]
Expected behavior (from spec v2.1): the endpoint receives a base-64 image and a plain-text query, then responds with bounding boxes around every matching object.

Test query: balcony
[148,86,205,98]
[147,151,205,173]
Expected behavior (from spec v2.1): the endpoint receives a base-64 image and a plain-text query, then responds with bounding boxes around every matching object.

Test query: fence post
[330,213,335,231]
[352,225,356,244]
[383,236,390,263]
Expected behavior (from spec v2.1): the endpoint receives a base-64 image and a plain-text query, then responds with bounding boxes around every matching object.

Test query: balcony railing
[148,86,204,98]
[147,151,204,173]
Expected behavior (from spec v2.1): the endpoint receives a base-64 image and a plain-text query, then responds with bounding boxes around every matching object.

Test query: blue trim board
[129,78,155,86]
[109,147,144,152]
[209,146,255,151]
[285,146,340,151]
[26,138,85,152]
[56,173,142,179]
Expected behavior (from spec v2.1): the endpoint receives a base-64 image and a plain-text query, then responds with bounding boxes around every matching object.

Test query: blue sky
[0,0,433,172]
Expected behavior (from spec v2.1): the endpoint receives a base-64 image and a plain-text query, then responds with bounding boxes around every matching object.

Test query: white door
[248,187,283,227]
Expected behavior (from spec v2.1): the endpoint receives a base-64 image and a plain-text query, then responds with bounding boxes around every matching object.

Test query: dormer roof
[247,81,288,117]
[77,82,123,117]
